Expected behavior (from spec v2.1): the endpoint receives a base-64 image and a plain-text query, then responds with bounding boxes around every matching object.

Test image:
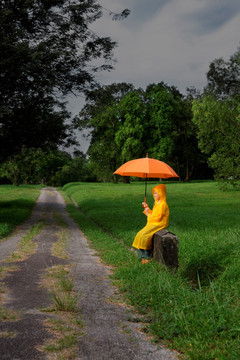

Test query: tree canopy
[193,47,240,188]
[77,82,210,182]
[75,83,134,181]
[0,0,129,161]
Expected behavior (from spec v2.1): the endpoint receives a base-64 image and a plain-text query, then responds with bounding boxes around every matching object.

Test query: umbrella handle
[144,174,147,203]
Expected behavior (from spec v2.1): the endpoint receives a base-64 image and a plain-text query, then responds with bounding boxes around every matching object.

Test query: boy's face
[153,190,160,201]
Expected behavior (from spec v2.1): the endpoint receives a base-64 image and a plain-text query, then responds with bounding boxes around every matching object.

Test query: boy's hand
[142,202,150,215]
[142,202,148,209]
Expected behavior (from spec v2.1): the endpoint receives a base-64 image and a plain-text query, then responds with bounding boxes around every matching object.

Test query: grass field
[0,185,41,239]
[63,181,240,360]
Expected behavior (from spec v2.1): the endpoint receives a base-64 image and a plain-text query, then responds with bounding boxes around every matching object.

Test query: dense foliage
[76,82,211,181]
[193,47,240,188]
[74,83,135,181]
[0,0,129,160]
[0,148,92,186]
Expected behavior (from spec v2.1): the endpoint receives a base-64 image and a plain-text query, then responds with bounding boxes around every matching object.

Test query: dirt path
[0,188,178,360]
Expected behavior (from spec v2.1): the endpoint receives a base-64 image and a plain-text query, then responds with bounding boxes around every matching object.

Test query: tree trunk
[184,158,190,182]
[123,176,130,184]
[113,174,118,183]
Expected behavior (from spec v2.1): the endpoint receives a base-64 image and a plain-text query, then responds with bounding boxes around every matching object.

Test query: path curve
[0,187,178,360]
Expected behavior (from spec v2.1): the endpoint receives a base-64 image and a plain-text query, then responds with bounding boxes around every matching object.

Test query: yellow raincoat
[132,184,169,250]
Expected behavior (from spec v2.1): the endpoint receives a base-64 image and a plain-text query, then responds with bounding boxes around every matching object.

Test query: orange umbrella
[114,154,179,201]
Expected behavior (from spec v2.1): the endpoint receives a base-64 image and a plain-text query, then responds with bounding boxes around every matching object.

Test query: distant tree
[143,83,179,165]
[0,0,129,160]
[113,83,178,164]
[0,158,21,186]
[49,153,92,186]
[87,104,121,182]
[78,81,211,182]
[75,83,134,181]
[75,82,134,130]
[0,148,68,184]
[205,47,240,98]
[193,47,240,188]
[171,89,211,181]
[192,95,240,187]
[0,98,74,161]
[0,147,90,185]
[142,83,210,181]
[115,89,146,161]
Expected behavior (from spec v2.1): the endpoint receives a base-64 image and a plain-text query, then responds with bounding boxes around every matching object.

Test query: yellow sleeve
[143,208,152,216]
[147,202,167,223]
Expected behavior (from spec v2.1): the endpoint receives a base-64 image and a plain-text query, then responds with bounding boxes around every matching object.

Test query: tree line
[74,44,240,187]
[75,82,210,182]
[0,0,239,187]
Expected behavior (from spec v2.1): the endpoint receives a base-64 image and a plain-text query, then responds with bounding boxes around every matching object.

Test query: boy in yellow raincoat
[132,184,169,263]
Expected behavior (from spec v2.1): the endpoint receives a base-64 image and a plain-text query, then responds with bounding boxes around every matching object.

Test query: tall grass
[63,181,240,360]
[40,264,83,359]
[0,185,42,239]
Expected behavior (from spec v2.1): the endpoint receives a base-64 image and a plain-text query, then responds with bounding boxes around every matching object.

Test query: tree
[192,95,240,187]
[0,148,70,184]
[0,147,91,185]
[115,89,146,161]
[0,158,21,186]
[49,153,92,186]
[193,47,240,188]
[140,83,209,181]
[143,83,177,162]
[205,47,240,99]
[113,83,178,165]
[0,1,129,160]
[79,81,211,182]
[75,83,134,181]
[0,97,74,161]
[170,89,211,181]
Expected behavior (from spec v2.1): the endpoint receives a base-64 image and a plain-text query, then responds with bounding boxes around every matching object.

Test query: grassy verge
[0,185,42,239]
[62,181,240,360]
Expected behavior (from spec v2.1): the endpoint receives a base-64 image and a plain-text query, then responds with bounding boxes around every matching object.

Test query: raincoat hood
[152,184,167,202]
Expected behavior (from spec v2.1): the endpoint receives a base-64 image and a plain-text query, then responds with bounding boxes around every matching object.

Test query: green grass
[62,181,240,360]
[51,266,77,312]
[0,307,20,321]
[41,264,83,359]
[0,185,42,239]
[5,222,44,262]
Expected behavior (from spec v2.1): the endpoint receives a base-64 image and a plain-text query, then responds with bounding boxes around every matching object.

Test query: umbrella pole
[144,174,147,203]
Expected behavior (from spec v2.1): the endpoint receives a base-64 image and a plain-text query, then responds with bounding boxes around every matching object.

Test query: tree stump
[152,229,179,269]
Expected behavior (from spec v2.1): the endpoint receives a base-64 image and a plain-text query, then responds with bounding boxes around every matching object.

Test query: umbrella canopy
[114,156,178,178]
[114,155,179,201]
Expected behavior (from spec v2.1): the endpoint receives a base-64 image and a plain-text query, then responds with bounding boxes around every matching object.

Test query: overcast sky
[70,0,240,153]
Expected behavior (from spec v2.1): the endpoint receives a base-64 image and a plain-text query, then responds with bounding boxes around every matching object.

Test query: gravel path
[0,188,178,360]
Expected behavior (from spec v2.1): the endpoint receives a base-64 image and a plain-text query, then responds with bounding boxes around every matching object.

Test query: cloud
[183,0,240,35]
[94,0,240,93]
[71,0,240,152]
[119,0,170,26]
